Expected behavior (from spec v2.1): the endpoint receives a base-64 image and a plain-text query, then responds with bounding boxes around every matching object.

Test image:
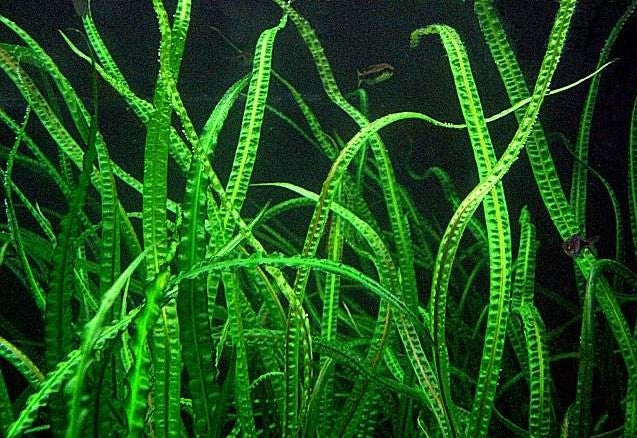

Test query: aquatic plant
[0,0,636,436]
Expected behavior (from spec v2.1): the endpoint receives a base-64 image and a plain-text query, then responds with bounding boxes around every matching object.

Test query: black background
[0,0,636,425]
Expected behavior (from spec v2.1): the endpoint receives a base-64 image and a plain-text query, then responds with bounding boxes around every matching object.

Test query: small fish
[562,234,599,257]
[357,63,394,87]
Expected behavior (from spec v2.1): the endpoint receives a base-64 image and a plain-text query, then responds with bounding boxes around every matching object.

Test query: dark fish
[562,234,599,257]
[357,63,394,87]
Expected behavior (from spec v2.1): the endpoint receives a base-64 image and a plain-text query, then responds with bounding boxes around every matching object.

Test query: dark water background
[0,0,636,423]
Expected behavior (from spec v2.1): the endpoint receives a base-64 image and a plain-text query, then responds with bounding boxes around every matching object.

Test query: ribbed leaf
[169,0,190,76]
[125,269,171,437]
[476,1,637,432]
[151,300,182,438]
[200,75,250,157]
[223,271,257,436]
[511,207,537,312]
[0,14,189,208]
[265,112,456,433]
[177,161,216,435]
[143,0,174,275]
[473,0,579,239]
[0,17,88,167]
[0,15,161,268]
[8,350,81,438]
[271,0,419,317]
[8,305,142,438]
[508,213,533,394]
[568,268,595,437]
[63,29,192,173]
[265,26,424,436]
[46,75,98,435]
[65,251,147,438]
[629,95,637,262]
[0,369,13,437]
[0,334,44,386]
[587,259,637,433]
[570,0,637,231]
[411,24,513,435]
[424,0,574,435]
[254,182,420,323]
[2,109,46,311]
[223,16,287,233]
[519,304,552,437]
[210,179,449,433]
[318,194,343,435]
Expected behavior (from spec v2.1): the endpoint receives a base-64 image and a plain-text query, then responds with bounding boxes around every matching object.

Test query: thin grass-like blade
[0,369,13,436]
[411,25,513,435]
[65,251,146,438]
[222,16,287,233]
[473,0,579,239]
[423,167,487,248]
[253,180,447,432]
[318,202,344,435]
[570,0,637,232]
[125,270,171,437]
[476,1,637,432]
[552,133,625,263]
[568,267,595,437]
[0,334,45,386]
[143,0,174,275]
[8,305,142,438]
[587,260,637,432]
[629,95,637,262]
[46,80,98,436]
[519,303,552,437]
[426,0,575,435]
[2,109,46,311]
[223,271,258,436]
[177,162,216,435]
[151,301,182,438]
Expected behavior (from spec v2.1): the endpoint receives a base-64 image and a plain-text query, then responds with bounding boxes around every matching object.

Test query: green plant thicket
[0,0,636,436]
